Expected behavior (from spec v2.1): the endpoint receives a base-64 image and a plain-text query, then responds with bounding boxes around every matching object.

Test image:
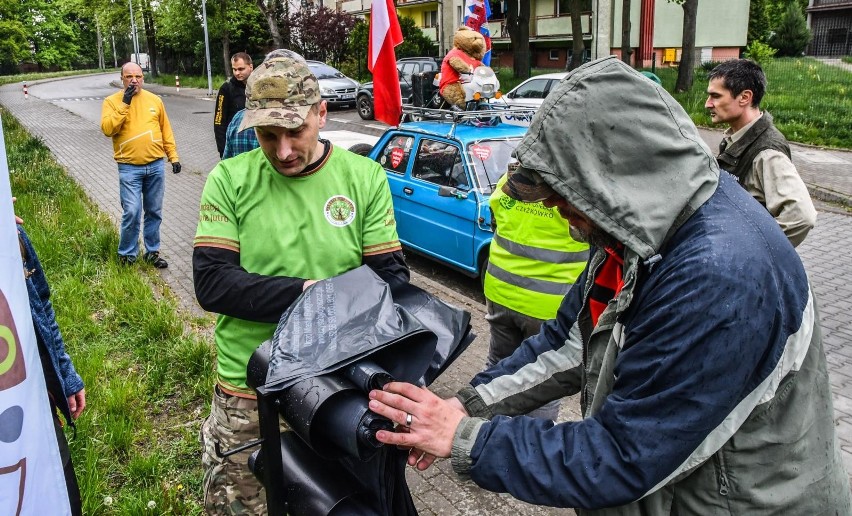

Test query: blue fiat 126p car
[353,108,533,280]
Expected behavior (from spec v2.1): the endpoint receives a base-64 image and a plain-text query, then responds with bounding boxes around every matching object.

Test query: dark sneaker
[118,255,136,266]
[143,251,168,269]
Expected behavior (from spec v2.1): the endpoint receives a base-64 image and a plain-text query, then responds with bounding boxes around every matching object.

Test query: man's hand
[67,389,86,420]
[369,382,467,469]
[171,162,182,174]
[12,197,23,225]
[122,85,135,105]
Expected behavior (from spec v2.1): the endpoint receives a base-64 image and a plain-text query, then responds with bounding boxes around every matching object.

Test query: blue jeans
[117,159,165,258]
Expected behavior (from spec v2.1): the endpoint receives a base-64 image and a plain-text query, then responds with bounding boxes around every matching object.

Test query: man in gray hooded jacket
[367,57,851,513]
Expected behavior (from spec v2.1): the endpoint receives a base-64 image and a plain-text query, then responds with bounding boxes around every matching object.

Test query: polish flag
[369,0,404,126]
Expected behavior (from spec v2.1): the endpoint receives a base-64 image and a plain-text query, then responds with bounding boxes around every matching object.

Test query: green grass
[0,68,115,86]
[649,57,852,149]
[3,107,215,514]
[842,56,852,65]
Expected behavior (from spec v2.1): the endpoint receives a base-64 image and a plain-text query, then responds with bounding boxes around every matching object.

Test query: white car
[501,72,568,109]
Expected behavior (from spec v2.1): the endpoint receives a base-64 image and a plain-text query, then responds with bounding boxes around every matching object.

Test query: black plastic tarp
[252,265,473,395]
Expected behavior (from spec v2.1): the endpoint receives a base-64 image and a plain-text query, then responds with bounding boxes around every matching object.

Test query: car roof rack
[400,105,537,138]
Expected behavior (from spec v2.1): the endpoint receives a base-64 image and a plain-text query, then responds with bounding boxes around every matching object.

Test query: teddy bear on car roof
[438,27,487,109]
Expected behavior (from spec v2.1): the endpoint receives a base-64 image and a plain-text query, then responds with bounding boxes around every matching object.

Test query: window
[378,135,415,175]
[556,0,592,15]
[512,79,550,99]
[412,140,466,188]
[424,10,438,28]
[549,49,560,61]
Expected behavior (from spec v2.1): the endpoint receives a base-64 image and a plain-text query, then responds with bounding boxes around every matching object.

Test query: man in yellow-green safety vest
[482,172,590,420]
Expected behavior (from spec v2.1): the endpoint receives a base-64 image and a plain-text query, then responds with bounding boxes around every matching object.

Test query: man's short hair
[231,52,253,65]
[708,59,767,107]
[238,57,321,131]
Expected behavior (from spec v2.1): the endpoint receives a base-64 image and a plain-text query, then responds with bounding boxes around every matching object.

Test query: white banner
[0,114,70,515]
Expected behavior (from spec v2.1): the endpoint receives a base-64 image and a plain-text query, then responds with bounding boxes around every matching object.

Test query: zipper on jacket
[714,452,730,496]
[579,255,605,413]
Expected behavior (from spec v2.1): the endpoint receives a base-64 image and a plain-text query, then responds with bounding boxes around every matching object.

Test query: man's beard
[570,225,620,250]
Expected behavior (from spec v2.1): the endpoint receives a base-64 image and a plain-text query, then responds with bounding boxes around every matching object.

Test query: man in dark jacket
[367,57,851,514]
[213,52,253,158]
[706,59,816,247]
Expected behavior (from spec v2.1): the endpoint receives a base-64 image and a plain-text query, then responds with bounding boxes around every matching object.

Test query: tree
[568,0,585,70]
[0,1,32,71]
[395,16,438,58]
[505,0,530,79]
[748,0,771,44]
[256,0,283,48]
[621,0,632,64]
[289,5,356,65]
[139,0,159,76]
[769,1,811,57]
[670,0,697,93]
[24,0,82,70]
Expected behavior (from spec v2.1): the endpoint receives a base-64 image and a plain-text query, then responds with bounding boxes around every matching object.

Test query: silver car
[306,60,359,109]
[502,72,568,109]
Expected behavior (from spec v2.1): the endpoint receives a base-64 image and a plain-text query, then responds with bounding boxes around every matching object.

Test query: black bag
[247,266,474,515]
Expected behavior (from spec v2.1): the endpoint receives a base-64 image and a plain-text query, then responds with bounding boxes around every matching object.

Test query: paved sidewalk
[2,77,850,513]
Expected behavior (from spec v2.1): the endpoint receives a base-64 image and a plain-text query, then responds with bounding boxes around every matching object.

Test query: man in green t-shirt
[193,55,410,515]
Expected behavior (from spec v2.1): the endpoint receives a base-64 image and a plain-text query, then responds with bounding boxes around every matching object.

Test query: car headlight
[321,87,336,96]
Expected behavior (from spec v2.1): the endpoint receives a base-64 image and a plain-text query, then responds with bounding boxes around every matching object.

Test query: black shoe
[143,251,168,269]
[118,255,136,266]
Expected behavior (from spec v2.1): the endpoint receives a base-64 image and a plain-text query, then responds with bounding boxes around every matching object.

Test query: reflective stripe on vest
[484,175,589,320]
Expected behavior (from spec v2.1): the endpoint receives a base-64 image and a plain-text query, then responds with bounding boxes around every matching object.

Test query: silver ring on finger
[405,412,413,428]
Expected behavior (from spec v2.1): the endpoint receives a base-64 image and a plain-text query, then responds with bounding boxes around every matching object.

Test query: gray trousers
[484,299,561,421]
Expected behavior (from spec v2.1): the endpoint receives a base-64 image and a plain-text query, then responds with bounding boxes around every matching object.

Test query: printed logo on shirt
[324,195,356,227]
[499,196,516,211]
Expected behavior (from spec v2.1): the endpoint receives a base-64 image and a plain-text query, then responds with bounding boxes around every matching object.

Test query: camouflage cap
[502,159,556,203]
[239,57,321,131]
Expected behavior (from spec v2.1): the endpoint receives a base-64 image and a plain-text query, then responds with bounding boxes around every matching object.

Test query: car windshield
[465,138,523,194]
[308,63,345,80]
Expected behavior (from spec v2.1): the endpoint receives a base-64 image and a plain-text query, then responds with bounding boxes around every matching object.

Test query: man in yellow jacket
[101,62,180,268]
[483,171,589,420]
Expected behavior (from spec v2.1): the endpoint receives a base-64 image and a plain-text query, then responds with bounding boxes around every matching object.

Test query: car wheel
[357,96,374,120]
[348,143,373,156]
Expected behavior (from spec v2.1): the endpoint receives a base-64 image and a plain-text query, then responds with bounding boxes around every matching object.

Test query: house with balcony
[327,0,749,69]
[333,0,449,52]
[807,0,852,56]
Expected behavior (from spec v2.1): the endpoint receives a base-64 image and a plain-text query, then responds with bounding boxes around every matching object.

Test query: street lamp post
[128,0,140,65]
[201,0,214,96]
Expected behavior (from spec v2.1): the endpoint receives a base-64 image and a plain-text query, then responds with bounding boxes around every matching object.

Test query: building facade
[328,0,748,69]
[807,0,852,56]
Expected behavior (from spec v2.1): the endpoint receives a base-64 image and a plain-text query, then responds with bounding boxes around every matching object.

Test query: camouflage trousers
[201,386,289,515]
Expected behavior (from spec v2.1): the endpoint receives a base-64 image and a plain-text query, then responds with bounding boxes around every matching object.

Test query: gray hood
[513,57,719,259]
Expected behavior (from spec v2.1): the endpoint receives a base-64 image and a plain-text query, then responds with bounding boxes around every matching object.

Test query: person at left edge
[214,52,254,158]
[18,225,86,515]
[193,55,410,515]
[100,62,180,268]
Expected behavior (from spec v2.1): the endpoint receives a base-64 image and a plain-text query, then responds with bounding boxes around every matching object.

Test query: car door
[399,62,418,101]
[376,134,479,272]
[505,78,553,108]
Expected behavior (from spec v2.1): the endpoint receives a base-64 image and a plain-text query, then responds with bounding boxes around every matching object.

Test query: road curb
[808,184,852,209]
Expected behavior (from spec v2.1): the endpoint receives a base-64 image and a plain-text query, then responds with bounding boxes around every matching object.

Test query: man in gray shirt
[706,59,816,247]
